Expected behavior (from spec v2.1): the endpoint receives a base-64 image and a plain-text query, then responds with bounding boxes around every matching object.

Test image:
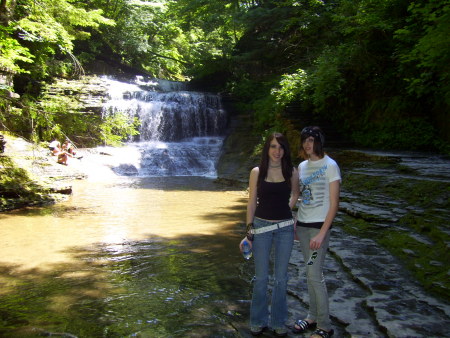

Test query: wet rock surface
[321,150,450,337]
[3,136,87,181]
[41,76,109,114]
[0,136,89,211]
[321,228,448,337]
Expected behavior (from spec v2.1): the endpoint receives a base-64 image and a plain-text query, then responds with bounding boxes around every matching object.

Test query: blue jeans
[250,217,294,330]
[297,226,331,331]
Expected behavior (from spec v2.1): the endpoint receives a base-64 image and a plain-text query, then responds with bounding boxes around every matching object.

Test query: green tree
[394,0,450,144]
[0,0,116,145]
[226,0,448,151]
[2,0,113,80]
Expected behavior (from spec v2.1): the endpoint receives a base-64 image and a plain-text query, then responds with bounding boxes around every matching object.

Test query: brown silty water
[0,175,251,337]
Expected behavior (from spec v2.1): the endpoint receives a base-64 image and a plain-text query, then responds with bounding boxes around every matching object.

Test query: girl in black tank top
[255,180,292,220]
[238,132,300,335]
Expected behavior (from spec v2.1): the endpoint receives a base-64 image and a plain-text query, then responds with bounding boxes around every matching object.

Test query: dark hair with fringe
[299,126,325,159]
[258,132,294,190]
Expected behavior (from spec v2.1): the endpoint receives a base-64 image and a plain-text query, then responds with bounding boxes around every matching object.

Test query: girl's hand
[239,237,252,252]
[310,233,325,250]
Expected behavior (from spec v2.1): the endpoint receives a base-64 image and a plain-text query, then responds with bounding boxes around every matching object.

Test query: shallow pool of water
[0,176,251,337]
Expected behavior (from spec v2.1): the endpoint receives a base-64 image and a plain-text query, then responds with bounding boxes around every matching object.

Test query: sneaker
[250,326,267,336]
[292,319,317,333]
[273,327,288,337]
[311,328,334,338]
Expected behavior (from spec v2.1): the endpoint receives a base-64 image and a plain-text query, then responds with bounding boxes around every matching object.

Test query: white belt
[250,219,295,235]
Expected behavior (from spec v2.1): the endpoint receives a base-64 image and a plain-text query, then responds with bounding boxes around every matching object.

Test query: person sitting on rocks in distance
[63,140,76,156]
[0,135,6,153]
[62,139,83,159]
[49,140,72,165]
[48,140,60,153]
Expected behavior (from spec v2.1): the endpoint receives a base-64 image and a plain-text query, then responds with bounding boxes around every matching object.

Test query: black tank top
[254,180,292,220]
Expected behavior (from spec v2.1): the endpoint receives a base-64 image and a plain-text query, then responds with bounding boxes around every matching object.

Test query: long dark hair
[258,132,294,190]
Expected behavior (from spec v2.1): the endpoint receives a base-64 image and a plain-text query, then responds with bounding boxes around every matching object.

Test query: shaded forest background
[1,0,449,153]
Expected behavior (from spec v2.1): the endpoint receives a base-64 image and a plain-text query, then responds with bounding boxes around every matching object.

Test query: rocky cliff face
[216,113,261,188]
[40,75,110,115]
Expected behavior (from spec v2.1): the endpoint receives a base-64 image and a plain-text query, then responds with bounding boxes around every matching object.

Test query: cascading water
[101,77,227,177]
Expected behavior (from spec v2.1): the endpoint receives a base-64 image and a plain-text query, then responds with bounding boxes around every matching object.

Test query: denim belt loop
[250,219,294,235]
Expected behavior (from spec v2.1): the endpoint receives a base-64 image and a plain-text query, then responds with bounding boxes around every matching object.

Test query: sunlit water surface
[0,176,251,337]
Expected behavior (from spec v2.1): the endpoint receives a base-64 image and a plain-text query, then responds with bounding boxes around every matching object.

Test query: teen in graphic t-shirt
[292,126,341,338]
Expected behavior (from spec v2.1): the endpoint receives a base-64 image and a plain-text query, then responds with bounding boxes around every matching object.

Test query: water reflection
[0,177,251,337]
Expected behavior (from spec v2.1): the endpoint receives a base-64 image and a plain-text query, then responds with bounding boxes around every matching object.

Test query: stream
[0,175,250,337]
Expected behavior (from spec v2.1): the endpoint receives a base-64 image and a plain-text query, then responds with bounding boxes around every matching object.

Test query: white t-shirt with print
[297,155,341,223]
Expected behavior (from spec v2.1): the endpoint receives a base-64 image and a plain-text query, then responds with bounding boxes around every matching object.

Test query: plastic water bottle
[242,239,252,260]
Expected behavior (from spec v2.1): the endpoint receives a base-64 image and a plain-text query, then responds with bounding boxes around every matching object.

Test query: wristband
[246,222,254,241]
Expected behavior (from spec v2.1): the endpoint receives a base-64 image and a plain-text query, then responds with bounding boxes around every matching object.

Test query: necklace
[269,164,281,168]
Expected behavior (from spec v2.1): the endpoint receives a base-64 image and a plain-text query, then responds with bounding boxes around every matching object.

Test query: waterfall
[101,77,228,177]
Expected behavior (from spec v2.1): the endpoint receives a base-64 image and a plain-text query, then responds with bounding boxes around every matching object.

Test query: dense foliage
[224,0,449,152]
[0,0,448,152]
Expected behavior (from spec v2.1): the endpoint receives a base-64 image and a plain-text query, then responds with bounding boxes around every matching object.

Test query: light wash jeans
[250,217,294,330]
[297,226,331,331]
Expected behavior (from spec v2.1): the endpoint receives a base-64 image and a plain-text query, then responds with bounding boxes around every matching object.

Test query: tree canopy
[0,0,448,152]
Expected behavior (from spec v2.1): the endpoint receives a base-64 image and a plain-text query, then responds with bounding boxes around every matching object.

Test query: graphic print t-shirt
[297,155,341,223]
